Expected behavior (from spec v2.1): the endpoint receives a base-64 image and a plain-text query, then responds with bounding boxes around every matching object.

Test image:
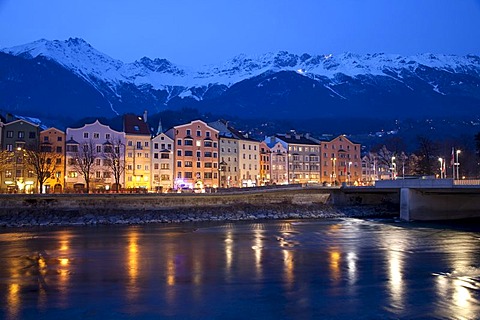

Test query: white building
[151,132,174,192]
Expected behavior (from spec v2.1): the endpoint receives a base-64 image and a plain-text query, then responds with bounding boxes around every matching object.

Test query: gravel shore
[0,203,398,228]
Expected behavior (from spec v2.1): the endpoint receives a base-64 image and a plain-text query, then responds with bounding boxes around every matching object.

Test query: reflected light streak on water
[224,230,233,275]
[126,230,139,302]
[346,252,357,286]
[252,227,264,279]
[6,283,20,320]
[282,249,295,290]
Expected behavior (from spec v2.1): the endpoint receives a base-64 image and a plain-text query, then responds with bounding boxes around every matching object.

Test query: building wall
[238,139,260,187]
[320,135,361,185]
[151,133,174,192]
[65,120,125,191]
[219,136,239,188]
[269,141,288,185]
[40,128,65,193]
[124,133,151,190]
[168,120,220,190]
[1,120,39,193]
[287,143,321,184]
[259,141,271,185]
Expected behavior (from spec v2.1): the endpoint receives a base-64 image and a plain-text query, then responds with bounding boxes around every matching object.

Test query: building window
[196,130,201,137]
[105,133,111,140]
[18,131,25,139]
[186,129,191,136]
[177,150,182,157]
[185,161,193,167]
[177,161,182,167]
[6,131,13,138]
[161,153,170,159]
[184,139,193,146]
[177,139,182,146]
[93,133,100,139]
[83,132,89,139]
[161,163,169,169]
[185,150,193,156]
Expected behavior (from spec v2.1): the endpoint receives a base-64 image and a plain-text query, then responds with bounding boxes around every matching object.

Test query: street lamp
[455,150,461,180]
[348,161,352,185]
[438,158,444,179]
[330,157,336,184]
[391,156,396,180]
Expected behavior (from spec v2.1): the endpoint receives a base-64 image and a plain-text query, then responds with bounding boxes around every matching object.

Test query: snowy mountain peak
[2,38,480,92]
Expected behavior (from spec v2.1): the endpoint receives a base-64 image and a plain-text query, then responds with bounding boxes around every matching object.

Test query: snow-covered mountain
[1,38,480,125]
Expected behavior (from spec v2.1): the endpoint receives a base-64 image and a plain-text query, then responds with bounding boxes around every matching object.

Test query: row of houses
[0,113,363,193]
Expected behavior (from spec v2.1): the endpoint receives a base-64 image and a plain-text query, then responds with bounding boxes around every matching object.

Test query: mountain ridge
[1,38,480,125]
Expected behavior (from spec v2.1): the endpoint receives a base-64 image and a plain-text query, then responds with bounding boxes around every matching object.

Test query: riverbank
[0,188,400,227]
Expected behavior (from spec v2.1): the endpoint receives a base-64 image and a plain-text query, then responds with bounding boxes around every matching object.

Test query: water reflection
[126,230,140,301]
[282,249,295,289]
[6,283,20,320]
[252,225,264,279]
[0,220,479,319]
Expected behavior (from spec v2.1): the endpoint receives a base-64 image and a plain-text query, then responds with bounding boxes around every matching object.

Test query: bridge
[372,179,480,221]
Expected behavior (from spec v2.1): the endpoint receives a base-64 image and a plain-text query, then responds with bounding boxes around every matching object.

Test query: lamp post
[455,150,461,180]
[438,158,444,179]
[391,156,396,180]
[348,161,352,185]
[330,157,336,185]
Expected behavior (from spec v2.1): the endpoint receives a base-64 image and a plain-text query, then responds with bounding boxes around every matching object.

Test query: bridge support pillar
[400,187,480,221]
[400,188,411,221]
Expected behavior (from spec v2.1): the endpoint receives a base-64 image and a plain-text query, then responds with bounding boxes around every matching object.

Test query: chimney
[143,110,148,123]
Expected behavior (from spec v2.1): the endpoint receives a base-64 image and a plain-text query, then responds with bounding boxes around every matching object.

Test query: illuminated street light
[438,158,444,179]
[348,161,352,185]
[330,157,337,184]
[391,156,396,180]
[455,150,461,180]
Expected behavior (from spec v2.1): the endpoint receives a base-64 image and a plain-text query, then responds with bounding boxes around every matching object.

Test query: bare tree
[71,139,98,193]
[0,150,14,192]
[414,136,438,176]
[102,138,125,192]
[24,143,63,193]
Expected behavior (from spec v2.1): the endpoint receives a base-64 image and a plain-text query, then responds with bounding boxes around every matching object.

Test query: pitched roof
[123,114,150,135]
[275,133,319,146]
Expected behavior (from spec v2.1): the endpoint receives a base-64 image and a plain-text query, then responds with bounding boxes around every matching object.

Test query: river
[0,218,479,319]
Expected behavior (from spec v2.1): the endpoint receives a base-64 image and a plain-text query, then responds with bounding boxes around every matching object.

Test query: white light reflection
[225,230,234,275]
[387,244,405,310]
[435,233,478,318]
[251,225,264,279]
[347,252,357,286]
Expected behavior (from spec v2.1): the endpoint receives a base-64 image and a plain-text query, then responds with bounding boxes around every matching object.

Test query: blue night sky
[1,0,480,66]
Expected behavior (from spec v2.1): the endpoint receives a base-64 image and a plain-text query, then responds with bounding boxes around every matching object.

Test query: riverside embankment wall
[0,187,400,227]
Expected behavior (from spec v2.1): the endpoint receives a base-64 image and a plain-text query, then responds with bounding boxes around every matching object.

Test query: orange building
[259,141,271,185]
[166,120,220,190]
[39,127,65,193]
[319,135,361,185]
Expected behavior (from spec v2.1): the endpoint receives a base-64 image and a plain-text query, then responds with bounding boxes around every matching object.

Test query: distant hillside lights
[0,114,364,193]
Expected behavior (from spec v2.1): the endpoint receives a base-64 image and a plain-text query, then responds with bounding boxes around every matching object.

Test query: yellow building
[123,113,151,190]
[40,128,65,193]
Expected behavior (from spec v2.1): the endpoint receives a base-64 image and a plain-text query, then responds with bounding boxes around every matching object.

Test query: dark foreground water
[0,218,479,320]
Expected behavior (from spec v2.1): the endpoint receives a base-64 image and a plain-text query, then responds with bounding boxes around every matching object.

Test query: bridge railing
[453,179,480,186]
